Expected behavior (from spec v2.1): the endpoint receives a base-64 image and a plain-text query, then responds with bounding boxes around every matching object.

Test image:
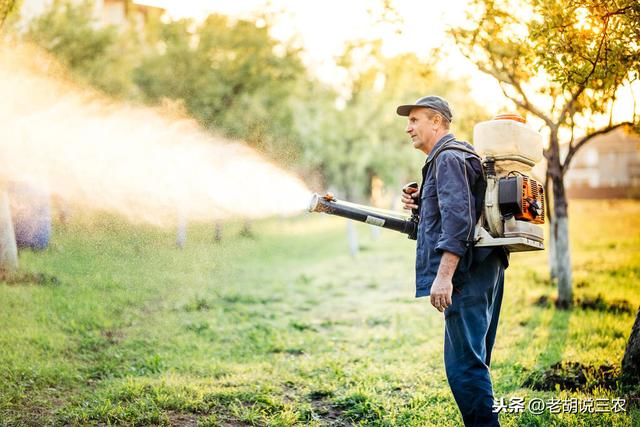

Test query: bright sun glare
[574,7,597,33]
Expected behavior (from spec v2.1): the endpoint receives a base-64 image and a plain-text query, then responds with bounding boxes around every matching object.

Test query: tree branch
[569,115,575,148]
[558,16,611,125]
[454,38,556,128]
[497,81,554,127]
[510,76,555,124]
[544,167,553,224]
[561,122,634,175]
[602,5,633,18]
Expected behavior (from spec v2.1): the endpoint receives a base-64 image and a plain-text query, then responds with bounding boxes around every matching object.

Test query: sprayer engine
[498,174,545,223]
[472,114,545,252]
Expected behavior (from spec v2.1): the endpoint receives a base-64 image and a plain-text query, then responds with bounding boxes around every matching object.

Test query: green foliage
[452,0,640,135]
[25,0,139,96]
[26,1,113,69]
[133,15,305,160]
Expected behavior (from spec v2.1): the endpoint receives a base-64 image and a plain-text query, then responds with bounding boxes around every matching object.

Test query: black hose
[308,193,417,239]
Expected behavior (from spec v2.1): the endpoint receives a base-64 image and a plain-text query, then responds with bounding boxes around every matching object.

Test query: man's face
[405,108,438,154]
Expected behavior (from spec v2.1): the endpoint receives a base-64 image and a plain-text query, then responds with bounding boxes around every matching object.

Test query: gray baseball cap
[396,95,453,122]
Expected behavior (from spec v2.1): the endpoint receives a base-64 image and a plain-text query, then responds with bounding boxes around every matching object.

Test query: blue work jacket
[415,134,496,297]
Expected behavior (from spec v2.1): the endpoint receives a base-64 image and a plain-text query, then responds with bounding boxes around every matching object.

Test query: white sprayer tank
[473,114,543,174]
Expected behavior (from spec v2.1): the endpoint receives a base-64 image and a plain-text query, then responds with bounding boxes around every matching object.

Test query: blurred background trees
[25,0,138,95]
[133,14,305,161]
[16,0,487,203]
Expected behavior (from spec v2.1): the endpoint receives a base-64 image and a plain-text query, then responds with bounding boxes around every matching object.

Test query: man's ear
[432,114,441,128]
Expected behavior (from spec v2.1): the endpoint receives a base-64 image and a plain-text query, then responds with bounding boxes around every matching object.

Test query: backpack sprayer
[308,114,546,252]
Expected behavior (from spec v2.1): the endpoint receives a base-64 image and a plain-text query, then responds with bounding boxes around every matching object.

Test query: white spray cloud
[0,43,311,225]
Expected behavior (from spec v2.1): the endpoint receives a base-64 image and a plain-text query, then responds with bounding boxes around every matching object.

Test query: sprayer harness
[414,140,486,249]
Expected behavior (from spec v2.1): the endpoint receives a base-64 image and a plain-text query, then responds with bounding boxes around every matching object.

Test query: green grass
[0,200,639,426]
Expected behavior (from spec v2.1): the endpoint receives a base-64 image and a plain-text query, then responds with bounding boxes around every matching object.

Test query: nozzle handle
[403,181,419,192]
[403,181,419,216]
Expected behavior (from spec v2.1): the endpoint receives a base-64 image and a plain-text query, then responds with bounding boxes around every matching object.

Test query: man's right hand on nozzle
[401,184,419,211]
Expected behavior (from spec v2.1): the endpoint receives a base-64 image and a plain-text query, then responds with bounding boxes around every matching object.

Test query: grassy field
[0,199,639,426]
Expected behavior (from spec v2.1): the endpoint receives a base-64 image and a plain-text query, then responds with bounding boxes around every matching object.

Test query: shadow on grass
[0,271,61,286]
[534,294,634,315]
[523,361,619,392]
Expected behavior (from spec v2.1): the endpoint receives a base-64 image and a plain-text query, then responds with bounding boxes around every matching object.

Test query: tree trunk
[622,307,640,383]
[547,131,572,308]
[547,217,558,280]
[554,215,572,308]
[240,220,253,238]
[545,171,557,280]
[346,220,359,257]
[0,190,18,277]
[176,214,187,249]
[214,221,222,242]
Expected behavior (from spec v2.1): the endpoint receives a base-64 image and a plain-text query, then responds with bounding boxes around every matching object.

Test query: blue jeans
[444,251,504,427]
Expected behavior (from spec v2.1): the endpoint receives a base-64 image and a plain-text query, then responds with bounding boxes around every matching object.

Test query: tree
[452,0,640,307]
[0,0,16,28]
[622,308,640,384]
[133,14,305,161]
[26,0,140,96]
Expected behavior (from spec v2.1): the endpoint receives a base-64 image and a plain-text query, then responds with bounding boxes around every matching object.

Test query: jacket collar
[425,133,456,164]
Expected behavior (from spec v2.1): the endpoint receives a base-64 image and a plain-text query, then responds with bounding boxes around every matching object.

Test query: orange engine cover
[517,176,545,224]
[498,175,545,224]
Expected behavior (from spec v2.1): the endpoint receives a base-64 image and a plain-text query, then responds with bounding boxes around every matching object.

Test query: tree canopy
[452,0,639,146]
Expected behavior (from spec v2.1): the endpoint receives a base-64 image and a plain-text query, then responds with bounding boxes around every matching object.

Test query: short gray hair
[423,108,451,129]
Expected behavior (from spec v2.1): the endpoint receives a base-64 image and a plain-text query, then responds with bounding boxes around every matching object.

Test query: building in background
[20,0,164,30]
[565,127,640,198]
[97,0,164,31]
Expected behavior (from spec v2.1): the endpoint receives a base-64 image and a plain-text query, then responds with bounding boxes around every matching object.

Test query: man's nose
[405,123,412,133]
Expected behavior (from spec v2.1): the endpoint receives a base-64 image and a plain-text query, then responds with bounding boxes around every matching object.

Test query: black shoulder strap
[426,142,480,167]
[421,141,481,185]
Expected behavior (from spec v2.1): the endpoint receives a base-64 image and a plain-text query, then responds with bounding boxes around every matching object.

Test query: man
[398,95,507,427]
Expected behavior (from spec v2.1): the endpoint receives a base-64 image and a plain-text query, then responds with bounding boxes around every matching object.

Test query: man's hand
[401,184,419,211]
[430,251,459,312]
[430,275,453,312]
